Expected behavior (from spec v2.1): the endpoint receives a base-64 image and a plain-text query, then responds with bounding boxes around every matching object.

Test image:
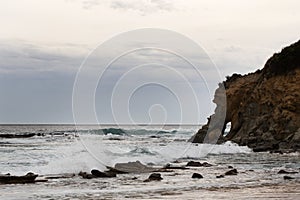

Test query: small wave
[157,130,177,134]
[78,128,180,136]
[129,147,157,156]
[102,128,126,135]
[77,128,126,136]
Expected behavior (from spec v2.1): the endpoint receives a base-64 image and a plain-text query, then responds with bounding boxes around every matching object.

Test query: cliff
[191,40,300,152]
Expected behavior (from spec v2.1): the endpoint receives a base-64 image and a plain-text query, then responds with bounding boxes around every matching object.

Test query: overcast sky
[0,0,300,124]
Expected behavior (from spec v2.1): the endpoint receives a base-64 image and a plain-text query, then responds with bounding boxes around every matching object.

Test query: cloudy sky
[0,0,299,124]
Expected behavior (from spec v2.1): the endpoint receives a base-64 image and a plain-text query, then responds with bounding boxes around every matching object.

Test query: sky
[0,0,300,124]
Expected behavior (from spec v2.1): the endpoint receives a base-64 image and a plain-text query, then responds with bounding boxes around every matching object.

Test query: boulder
[192,173,203,179]
[91,169,116,178]
[114,161,158,173]
[202,162,213,167]
[186,161,202,167]
[225,169,238,176]
[143,173,163,182]
[78,171,94,179]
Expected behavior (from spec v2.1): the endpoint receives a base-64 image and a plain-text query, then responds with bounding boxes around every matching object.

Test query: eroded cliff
[191,40,300,152]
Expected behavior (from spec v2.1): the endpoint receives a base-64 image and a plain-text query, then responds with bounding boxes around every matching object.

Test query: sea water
[0,125,299,199]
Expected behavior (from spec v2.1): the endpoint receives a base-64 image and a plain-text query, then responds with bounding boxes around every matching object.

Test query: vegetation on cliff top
[224,39,300,86]
[263,39,300,76]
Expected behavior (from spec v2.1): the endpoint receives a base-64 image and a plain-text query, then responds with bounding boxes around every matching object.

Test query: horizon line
[0,123,202,126]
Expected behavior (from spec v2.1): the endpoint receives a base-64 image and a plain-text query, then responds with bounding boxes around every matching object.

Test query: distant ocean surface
[1,124,300,199]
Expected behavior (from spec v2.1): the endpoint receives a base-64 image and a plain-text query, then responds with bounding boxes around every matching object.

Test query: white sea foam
[1,126,251,175]
[1,125,299,200]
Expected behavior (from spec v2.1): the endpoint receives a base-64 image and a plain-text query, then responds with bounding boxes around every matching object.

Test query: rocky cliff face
[191,40,300,152]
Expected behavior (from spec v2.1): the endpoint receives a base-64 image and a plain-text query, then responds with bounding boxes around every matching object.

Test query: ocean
[0,124,299,199]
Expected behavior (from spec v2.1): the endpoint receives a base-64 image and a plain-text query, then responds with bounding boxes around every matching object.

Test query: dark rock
[0,172,38,184]
[25,172,35,177]
[78,171,86,176]
[186,161,202,167]
[189,117,224,144]
[228,166,233,169]
[107,137,123,141]
[216,175,225,178]
[202,162,213,167]
[114,161,158,173]
[149,173,163,180]
[91,169,116,178]
[278,169,298,174]
[253,146,274,152]
[283,176,295,180]
[0,133,36,138]
[190,40,300,152]
[270,150,284,154]
[150,135,160,138]
[45,173,75,179]
[34,179,48,183]
[164,163,171,168]
[78,171,94,179]
[192,173,203,179]
[225,169,238,176]
[144,173,163,182]
[164,163,189,170]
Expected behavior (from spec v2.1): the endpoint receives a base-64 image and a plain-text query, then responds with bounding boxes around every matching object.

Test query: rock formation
[0,172,39,184]
[191,39,300,152]
[143,173,163,182]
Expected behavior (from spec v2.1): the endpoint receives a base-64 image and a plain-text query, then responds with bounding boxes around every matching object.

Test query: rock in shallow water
[114,161,158,173]
[44,173,75,179]
[186,161,213,167]
[278,169,298,174]
[202,162,213,167]
[225,169,238,176]
[91,169,116,178]
[0,172,38,184]
[144,173,163,182]
[192,173,203,179]
[78,171,94,179]
[186,161,202,167]
[283,176,295,180]
[164,163,188,170]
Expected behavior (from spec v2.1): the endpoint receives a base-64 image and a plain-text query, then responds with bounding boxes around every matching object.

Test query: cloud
[223,45,243,53]
[82,0,100,9]
[0,40,85,123]
[110,0,175,14]
[80,0,176,15]
[0,40,88,75]
[207,44,275,78]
